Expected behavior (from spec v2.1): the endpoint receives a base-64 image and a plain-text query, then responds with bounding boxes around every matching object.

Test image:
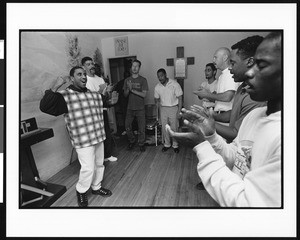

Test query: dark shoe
[196,182,205,190]
[162,146,171,152]
[92,187,112,197]
[127,142,135,150]
[76,190,88,207]
[139,145,146,152]
[173,147,180,153]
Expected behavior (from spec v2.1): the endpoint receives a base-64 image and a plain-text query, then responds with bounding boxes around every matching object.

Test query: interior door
[109,56,136,85]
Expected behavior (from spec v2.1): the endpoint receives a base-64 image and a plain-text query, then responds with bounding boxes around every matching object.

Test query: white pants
[160,106,179,148]
[75,142,105,193]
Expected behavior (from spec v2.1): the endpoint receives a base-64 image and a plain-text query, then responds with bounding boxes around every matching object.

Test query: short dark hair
[264,31,282,52]
[157,68,166,75]
[70,66,83,77]
[231,35,264,59]
[132,59,141,67]
[205,63,217,72]
[81,56,93,66]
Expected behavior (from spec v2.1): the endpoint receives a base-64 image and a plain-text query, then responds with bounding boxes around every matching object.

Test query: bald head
[213,47,231,70]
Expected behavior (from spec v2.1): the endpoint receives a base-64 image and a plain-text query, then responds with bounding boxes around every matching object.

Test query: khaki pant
[75,142,105,193]
[160,106,179,148]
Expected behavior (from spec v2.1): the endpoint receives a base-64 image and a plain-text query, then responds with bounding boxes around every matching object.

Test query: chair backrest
[145,104,158,120]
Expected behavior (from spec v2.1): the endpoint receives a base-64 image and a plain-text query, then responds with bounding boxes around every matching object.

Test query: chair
[145,104,161,146]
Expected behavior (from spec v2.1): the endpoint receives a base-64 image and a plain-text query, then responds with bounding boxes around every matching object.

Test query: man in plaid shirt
[40,66,117,207]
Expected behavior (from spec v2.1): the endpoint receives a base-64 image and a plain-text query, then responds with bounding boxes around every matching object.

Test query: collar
[160,78,171,87]
[68,84,88,93]
[222,67,230,73]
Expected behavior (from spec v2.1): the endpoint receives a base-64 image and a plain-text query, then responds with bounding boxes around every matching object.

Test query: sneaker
[104,156,118,162]
[127,142,135,150]
[196,182,205,190]
[121,131,127,136]
[162,146,171,152]
[173,147,180,153]
[76,190,88,207]
[91,187,112,197]
[139,145,146,152]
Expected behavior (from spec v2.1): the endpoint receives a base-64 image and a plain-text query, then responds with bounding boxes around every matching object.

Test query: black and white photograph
[4,2,297,238]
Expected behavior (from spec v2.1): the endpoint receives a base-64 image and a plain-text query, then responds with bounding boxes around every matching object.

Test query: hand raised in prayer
[181,105,216,137]
[193,88,210,99]
[127,80,133,91]
[166,124,205,149]
[106,84,114,93]
[99,83,107,94]
[107,91,119,105]
[166,105,216,149]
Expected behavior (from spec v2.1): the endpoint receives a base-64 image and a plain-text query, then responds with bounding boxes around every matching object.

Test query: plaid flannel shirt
[60,88,106,148]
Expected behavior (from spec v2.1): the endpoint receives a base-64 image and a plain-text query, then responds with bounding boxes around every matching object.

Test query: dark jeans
[125,109,145,146]
[103,110,113,158]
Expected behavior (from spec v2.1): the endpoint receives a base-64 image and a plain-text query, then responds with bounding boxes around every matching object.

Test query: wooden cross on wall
[166,46,195,107]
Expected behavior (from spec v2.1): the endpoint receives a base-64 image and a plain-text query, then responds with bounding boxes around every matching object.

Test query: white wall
[21,31,269,181]
[21,32,103,180]
[101,31,269,108]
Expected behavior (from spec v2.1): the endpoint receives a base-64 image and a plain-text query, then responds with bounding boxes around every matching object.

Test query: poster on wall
[174,58,186,79]
[114,36,129,56]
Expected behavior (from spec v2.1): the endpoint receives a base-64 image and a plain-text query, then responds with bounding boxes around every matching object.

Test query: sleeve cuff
[193,140,216,160]
[205,132,220,145]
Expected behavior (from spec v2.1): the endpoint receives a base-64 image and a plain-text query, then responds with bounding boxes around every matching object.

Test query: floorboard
[48,134,219,208]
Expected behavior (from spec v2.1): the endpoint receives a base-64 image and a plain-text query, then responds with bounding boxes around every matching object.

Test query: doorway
[109,56,136,85]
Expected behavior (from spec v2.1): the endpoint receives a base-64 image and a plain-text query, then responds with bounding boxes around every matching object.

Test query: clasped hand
[193,87,209,99]
[166,105,216,149]
[127,80,133,91]
[107,91,119,105]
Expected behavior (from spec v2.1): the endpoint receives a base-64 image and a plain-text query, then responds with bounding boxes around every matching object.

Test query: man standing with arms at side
[81,56,118,162]
[124,59,149,152]
[154,68,183,153]
[194,47,239,117]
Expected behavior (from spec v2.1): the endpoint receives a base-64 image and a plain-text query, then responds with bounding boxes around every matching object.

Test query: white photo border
[6,3,297,237]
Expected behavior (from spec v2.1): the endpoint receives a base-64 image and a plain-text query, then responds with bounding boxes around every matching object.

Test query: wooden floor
[48,134,219,208]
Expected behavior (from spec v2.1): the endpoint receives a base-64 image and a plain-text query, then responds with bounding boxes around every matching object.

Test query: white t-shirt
[200,80,218,108]
[86,75,105,92]
[214,68,239,112]
[194,107,281,207]
[86,75,107,110]
[154,79,183,106]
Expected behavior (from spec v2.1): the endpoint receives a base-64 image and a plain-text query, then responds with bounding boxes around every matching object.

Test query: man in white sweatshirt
[166,32,282,207]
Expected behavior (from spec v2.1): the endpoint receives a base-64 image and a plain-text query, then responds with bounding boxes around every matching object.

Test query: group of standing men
[39,31,282,207]
[39,55,183,207]
[168,32,282,207]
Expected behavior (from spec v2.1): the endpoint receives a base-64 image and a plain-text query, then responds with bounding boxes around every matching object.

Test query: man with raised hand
[194,47,239,117]
[40,66,115,207]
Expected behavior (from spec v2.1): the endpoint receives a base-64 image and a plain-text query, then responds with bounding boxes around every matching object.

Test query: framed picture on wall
[114,36,129,56]
[174,58,186,79]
